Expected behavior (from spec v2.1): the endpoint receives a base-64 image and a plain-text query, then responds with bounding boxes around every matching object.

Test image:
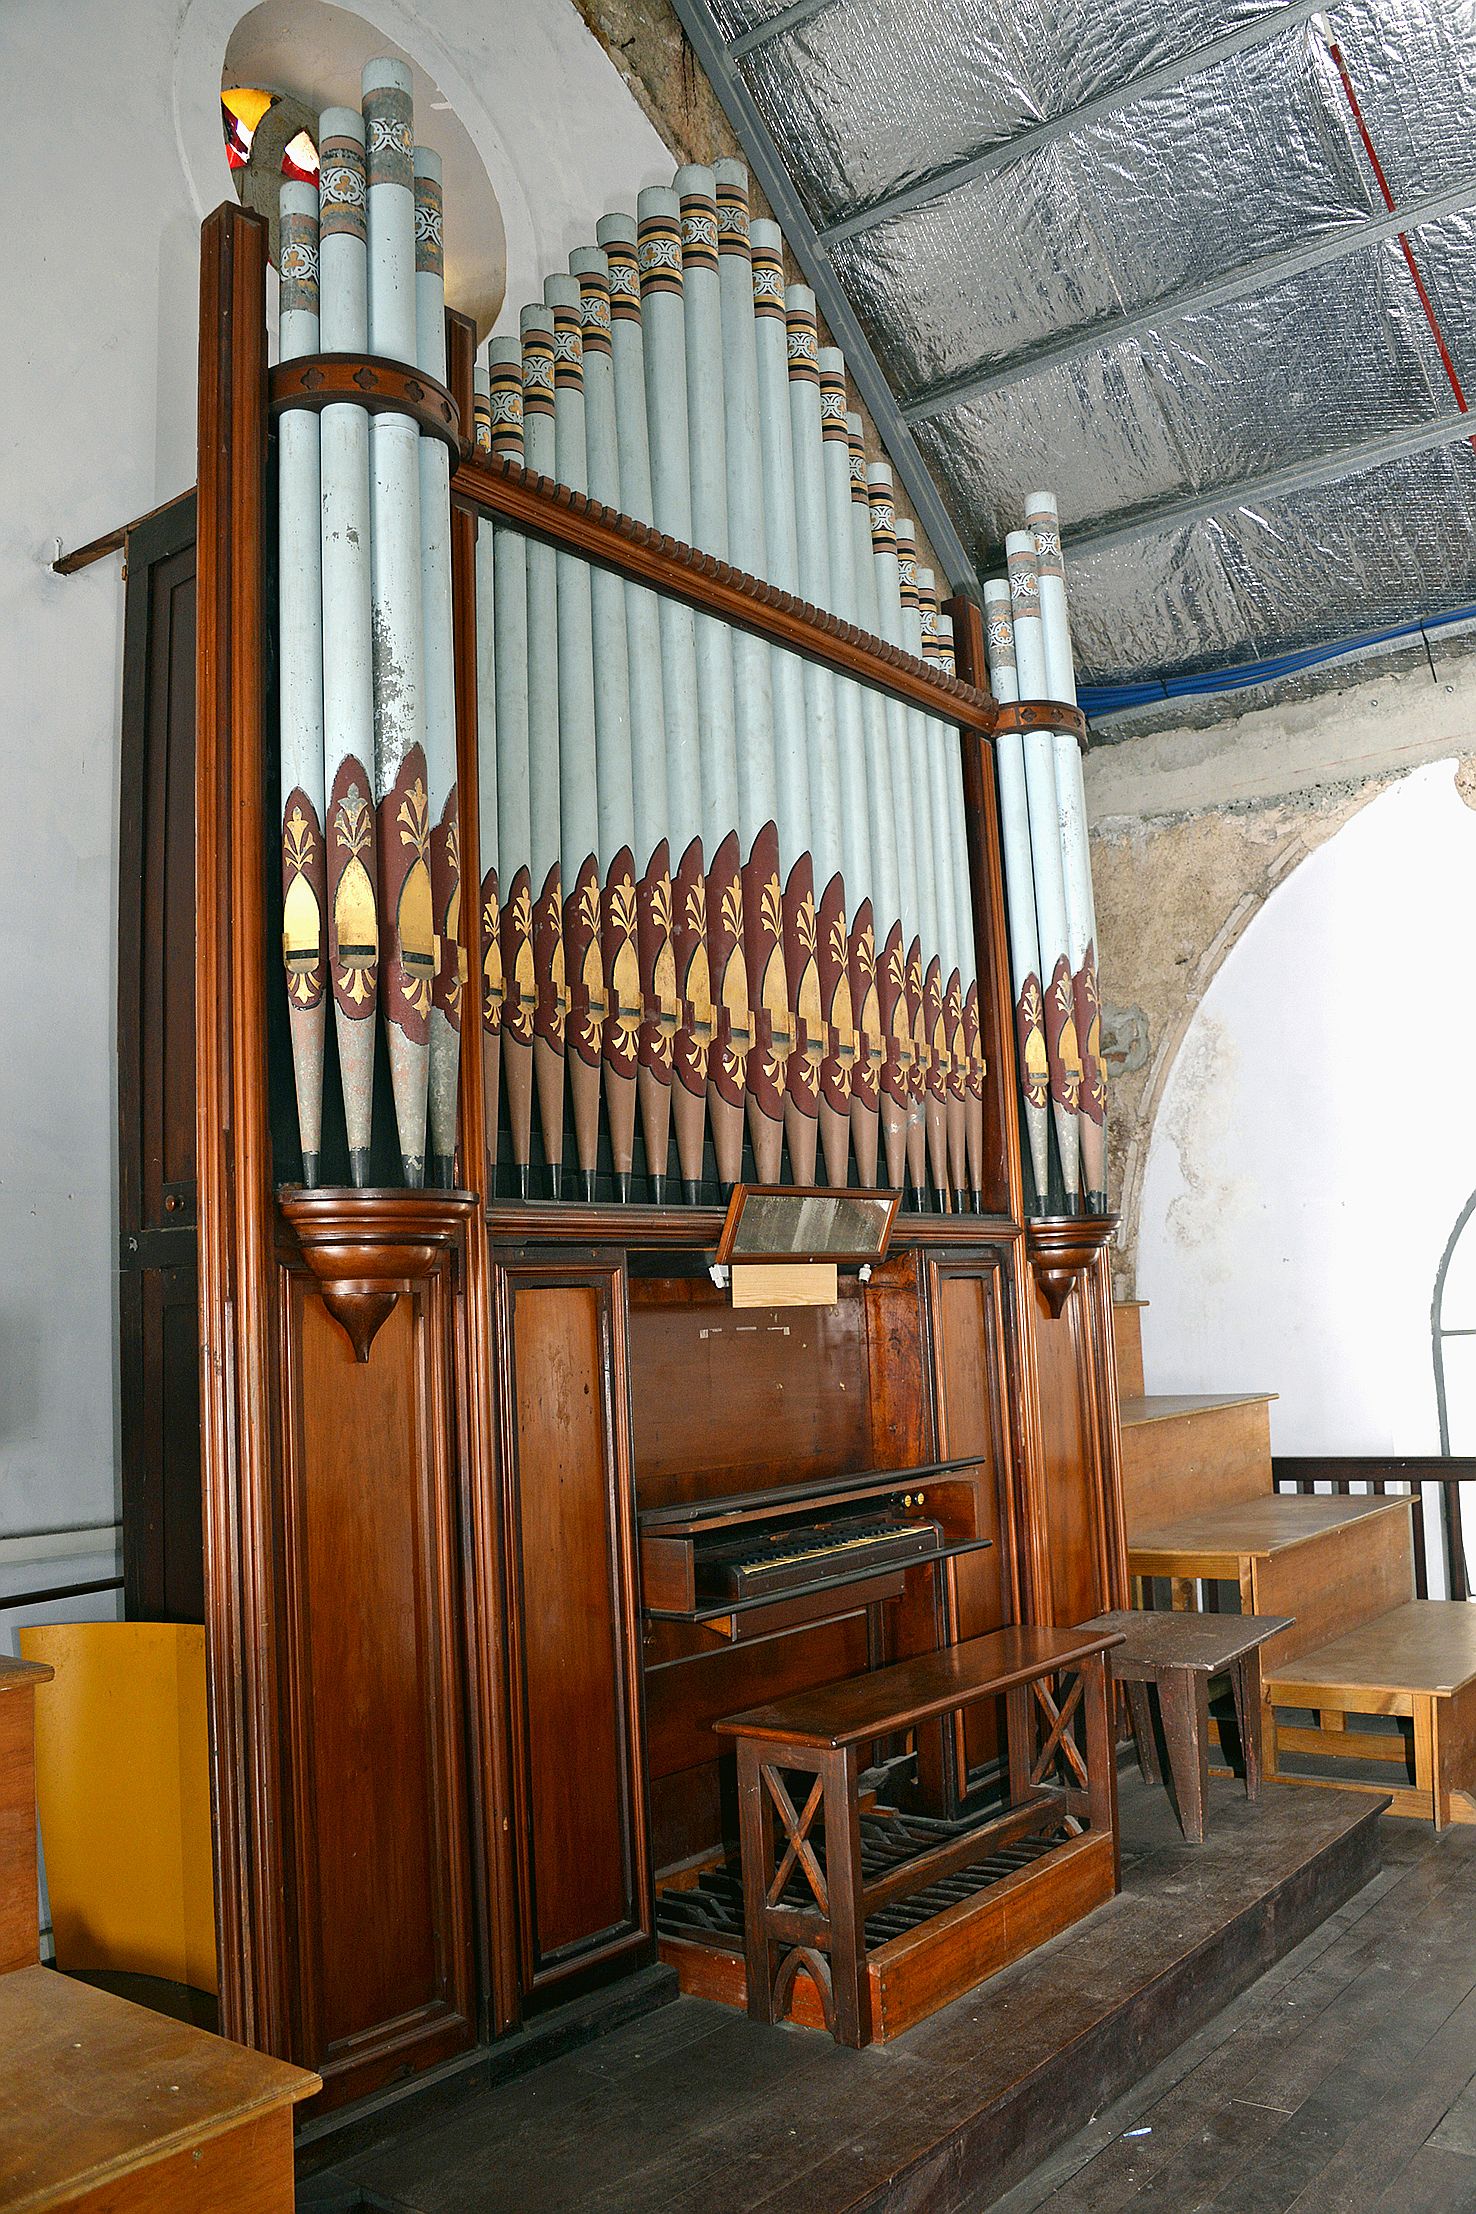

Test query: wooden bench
[1082,1610,1290,1843]
[0,1966,317,2210]
[1265,1600,1476,1828]
[716,1624,1122,2047]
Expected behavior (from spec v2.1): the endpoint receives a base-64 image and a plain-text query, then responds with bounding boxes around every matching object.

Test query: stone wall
[1090,633,1476,1291]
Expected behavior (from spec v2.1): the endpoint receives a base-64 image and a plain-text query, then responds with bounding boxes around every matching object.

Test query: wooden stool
[1081,1610,1292,1844]
[716,1624,1123,2047]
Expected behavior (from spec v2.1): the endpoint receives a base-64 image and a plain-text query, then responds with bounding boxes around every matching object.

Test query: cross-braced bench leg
[735,1737,871,2045]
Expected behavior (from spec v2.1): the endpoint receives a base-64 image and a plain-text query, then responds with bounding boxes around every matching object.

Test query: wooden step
[1112,1302,1146,1398]
[1265,1600,1476,1828]
[1130,1493,1415,1667]
[1120,1393,1277,1530]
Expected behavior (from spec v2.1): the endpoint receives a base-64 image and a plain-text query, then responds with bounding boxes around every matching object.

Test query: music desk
[718,1623,1123,2047]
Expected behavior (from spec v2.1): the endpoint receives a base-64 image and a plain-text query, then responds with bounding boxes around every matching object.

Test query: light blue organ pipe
[276,178,326,1179]
[568,249,636,875]
[542,274,601,925]
[315,106,377,1173]
[1007,531,1081,1209]
[593,214,669,871]
[412,145,460,1176]
[749,221,812,889]
[783,289,844,909]
[363,55,428,1179]
[983,577,1052,1209]
[712,160,779,857]
[635,188,703,869]
[674,167,742,867]
[519,306,564,927]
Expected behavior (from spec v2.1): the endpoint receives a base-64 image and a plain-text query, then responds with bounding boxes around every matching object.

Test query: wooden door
[118,496,203,1623]
[1024,1223,1128,1627]
[499,1259,652,2005]
[277,1257,477,2108]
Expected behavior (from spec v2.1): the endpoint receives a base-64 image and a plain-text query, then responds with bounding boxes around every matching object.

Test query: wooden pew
[1,1655,318,2207]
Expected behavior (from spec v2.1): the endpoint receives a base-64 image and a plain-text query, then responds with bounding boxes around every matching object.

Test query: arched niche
[1136,760,1476,1479]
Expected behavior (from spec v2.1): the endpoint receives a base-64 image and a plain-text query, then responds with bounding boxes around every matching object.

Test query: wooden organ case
[189,201,1127,2115]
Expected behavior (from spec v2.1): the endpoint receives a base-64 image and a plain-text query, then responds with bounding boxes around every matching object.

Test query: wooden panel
[1120,1397,1273,1532]
[1252,1502,1415,1669]
[0,1663,46,1973]
[504,1267,652,1998]
[280,1269,475,2104]
[121,1264,204,1625]
[0,1965,315,2210]
[194,202,288,2057]
[1112,1303,1145,1399]
[929,1255,1019,1778]
[118,499,203,1626]
[1031,1278,1108,1628]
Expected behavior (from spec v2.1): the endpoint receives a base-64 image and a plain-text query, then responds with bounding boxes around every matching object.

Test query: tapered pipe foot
[649,1175,668,1208]
[719,1181,736,1206]
[1087,1188,1108,1215]
[970,1187,984,1214]
[615,1172,632,1204]
[429,1154,455,1190]
[348,1149,371,1190]
[401,1155,425,1189]
[1062,1191,1082,1216]
[547,1164,563,1201]
[682,1178,701,1207]
[580,1169,597,1204]
[301,1152,321,1190]
[514,1162,531,1200]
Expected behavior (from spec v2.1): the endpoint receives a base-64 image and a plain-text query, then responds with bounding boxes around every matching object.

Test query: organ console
[181,50,1129,2125]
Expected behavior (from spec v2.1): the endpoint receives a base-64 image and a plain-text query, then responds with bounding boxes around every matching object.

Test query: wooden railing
[1272,1457,1475,1602]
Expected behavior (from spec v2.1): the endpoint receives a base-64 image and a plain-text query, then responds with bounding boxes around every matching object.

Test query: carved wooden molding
[268,354,460,457]
[279,1189,476,1362]
[453,453,1083,741]
[1027,1213,1119,1319]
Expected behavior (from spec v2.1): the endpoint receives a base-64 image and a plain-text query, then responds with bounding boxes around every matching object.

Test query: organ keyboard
[695,1513,946,1602]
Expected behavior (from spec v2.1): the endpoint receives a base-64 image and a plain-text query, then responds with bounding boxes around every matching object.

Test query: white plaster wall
[1137,760,1476,1459]
[0,0,669,1564]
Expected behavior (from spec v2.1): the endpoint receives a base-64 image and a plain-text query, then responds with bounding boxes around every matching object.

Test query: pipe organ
[189,53,1127,2126]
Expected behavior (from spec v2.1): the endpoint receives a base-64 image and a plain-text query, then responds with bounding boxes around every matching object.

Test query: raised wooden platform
[300,1775,1384,2214]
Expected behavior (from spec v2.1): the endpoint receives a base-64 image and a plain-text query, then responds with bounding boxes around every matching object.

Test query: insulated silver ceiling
[676,0,1476,695]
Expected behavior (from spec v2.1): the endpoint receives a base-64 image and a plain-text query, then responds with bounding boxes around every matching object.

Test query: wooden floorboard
[990,1818,1476,2214]
[298,1776,1384,2214]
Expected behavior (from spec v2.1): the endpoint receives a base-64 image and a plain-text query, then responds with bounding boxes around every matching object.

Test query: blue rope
[1079,603,1476,719]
